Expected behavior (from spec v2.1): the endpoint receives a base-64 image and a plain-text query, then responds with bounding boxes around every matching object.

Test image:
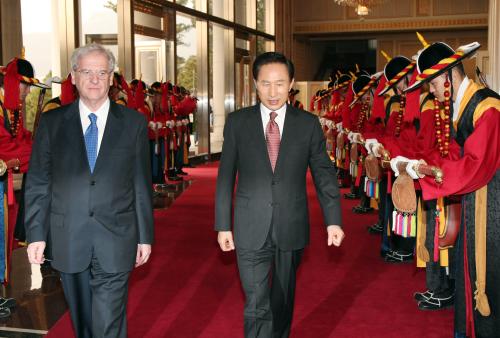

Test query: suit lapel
[93,102,124,174]
[63,101,90,173]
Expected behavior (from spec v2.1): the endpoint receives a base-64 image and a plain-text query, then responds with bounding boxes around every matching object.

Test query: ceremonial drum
[364,154,381,198]
[391,173,417,238]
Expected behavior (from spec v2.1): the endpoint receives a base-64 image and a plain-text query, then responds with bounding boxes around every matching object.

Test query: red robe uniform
[0,94,32,283]
[419,80,500,337]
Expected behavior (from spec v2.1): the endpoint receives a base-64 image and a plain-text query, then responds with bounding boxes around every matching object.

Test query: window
[20,0,56,130]
[79,0,119,63]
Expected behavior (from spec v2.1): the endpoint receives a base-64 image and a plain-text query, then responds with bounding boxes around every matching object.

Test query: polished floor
[0,179,191,337]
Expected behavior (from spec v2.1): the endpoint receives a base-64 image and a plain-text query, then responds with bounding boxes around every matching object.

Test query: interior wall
[290,0,488,81]
[293,0,488,27]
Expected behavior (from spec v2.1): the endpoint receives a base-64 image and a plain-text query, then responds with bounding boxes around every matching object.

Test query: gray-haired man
[25,43,154,338]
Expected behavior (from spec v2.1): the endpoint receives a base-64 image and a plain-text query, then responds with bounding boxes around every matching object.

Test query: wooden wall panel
[370,0,413,18]
[433,0,488,15]
[376,40,395,71]
[416,0,432,16]
[361,29,488,79]
[293,0,488,34]
[293,1,312,21]
[290,0,489,81]
[294,0,343,21]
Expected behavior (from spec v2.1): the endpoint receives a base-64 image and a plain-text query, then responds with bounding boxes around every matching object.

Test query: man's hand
[217,231,235,251]
[135,244,152,267]
[27,241,46,264]
[327,225,345,247]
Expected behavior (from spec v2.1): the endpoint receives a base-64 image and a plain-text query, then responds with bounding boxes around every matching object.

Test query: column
[488,0,500,92]
[1,0,23,64]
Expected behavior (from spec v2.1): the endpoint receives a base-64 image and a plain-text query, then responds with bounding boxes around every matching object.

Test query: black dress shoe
[414,290,433,302]
[168,175,183,182]
[176,170,188,176]
[0,297,16,309]
[418,295,454,310]
[344,193,360,200]
[384,251,413,263]
[368,223,383,234]
[0,307,11,319]
[353,206,374,214]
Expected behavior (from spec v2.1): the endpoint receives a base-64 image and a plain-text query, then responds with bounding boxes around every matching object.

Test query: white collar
[453,76,469,122]
[260,102,287,117]
[79,98,110,119]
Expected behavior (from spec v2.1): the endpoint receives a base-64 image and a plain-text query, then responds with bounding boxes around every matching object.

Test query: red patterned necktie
[266,111,280,171]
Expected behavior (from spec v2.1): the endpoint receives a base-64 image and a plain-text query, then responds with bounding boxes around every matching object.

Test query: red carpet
[47,163,453,337]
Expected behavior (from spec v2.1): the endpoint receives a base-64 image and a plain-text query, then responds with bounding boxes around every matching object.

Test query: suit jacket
[215,104,342,251]
[24,100,154,273]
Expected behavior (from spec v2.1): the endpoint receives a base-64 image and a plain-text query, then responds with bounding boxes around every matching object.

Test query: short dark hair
[252,52,294,81]
[454,62,466,77]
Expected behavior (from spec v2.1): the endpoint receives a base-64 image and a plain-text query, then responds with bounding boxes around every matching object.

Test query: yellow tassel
[474,186,490,316]
[380,50,392,62]
[416,197,429,266]
[416,32,429,48]
[21,46,26,59]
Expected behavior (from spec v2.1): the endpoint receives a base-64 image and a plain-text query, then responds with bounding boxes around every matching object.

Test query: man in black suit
[24,43,154,338]
[215,52,344,338]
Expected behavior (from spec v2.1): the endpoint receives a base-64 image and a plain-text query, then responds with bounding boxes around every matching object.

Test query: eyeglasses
[76,69,111,80]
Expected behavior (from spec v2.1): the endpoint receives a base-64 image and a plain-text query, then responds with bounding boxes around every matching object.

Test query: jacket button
[89,211,94,217]
[90,180,96,186]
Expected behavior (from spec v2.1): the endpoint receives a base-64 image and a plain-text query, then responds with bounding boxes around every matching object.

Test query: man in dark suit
[24,43,154,338]
[215,52,344,338]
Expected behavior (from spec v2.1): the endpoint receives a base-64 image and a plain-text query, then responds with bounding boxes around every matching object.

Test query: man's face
[360,91,371,105]
[395,73,412,94]
[254,63,294,111]
[152,92,161,106]
[340,86,348,99]
[19,83,31,102]
[72,51,112,106]
[428,73,447,102]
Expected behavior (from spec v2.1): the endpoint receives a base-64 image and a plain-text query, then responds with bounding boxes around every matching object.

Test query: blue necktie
[84,113,98,172]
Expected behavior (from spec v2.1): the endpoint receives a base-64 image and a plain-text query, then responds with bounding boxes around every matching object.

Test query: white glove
[364,139,379,154]
[148,121,156,130]
[390,156,410,177]
[336,122,343,132]
[406,159,424,179]
[156,121,163,129]
[347,131,354,142]
[353,133,363,144]
[372,143,383,157]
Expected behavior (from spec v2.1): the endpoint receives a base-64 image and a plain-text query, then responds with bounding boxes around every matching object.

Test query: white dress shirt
[79,99,110,155]
[260,103,287,139]
[453,76,469,122]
